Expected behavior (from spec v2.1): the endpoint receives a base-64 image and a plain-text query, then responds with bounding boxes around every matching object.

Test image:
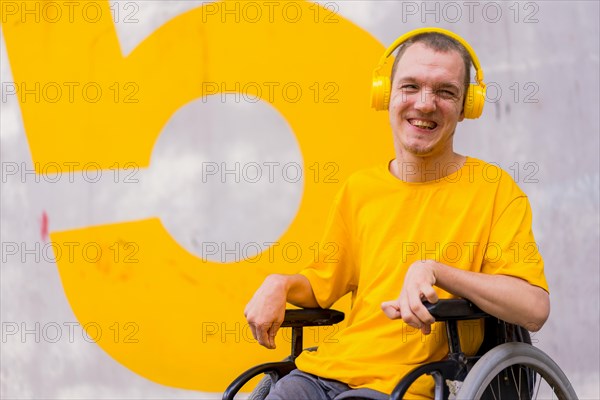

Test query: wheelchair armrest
[424,299,489,321]
[281,308,345,327]
[223,309,344,400]
[282,308,345,358]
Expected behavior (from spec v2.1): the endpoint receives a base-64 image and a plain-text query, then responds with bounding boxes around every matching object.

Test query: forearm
[245,273,319,349]
[266,273,320,308]
[432,262,550,331]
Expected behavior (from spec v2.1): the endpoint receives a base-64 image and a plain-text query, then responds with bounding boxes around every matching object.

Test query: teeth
[410,119,436,129]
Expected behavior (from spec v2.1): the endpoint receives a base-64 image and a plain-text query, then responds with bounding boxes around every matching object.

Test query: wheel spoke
[509,365,521,400]
[532,370,542,399]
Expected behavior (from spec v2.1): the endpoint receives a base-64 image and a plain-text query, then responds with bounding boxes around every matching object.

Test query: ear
[458,108,465,122]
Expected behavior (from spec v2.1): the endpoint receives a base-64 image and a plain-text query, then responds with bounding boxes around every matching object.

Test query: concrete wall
[1,1,598,398]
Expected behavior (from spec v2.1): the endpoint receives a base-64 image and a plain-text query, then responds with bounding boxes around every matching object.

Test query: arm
[244,274,319,349]
[381,260,550,335]
[245,183,356,349]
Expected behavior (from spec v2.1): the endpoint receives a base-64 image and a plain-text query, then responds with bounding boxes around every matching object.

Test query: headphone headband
[374,27,484,87]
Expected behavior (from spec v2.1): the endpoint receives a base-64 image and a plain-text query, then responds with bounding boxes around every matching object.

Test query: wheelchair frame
[223,299,577,400]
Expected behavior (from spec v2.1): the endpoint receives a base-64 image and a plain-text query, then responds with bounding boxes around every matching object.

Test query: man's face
[389,43,466,158]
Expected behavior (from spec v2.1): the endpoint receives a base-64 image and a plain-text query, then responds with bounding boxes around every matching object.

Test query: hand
[244,275,288,349]
[381,260,440,335]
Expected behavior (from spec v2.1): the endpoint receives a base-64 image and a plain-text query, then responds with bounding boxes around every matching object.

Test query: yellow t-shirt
[295,157,549,398]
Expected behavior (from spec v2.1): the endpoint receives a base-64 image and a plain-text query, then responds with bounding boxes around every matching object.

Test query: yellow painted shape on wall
[2,0,392,391]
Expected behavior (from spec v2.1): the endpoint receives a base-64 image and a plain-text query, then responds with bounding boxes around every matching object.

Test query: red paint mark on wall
[41,211,49,241]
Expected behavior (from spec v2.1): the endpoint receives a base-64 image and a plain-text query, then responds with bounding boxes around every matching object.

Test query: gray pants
[265,369,389,400]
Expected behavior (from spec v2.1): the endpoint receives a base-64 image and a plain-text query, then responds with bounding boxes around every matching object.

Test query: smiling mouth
[408,119,437,130]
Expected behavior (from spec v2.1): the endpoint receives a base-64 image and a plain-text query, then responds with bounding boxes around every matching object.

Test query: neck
[390,150,466,183]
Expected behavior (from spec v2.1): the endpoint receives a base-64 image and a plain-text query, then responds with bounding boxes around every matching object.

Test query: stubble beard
[397,128,456,158]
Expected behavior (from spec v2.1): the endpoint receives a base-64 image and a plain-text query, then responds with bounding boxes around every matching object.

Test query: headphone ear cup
[371,75,391,111]
[464,84,485,119]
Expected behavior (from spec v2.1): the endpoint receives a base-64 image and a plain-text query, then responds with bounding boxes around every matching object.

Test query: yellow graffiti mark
[2,0,392,391]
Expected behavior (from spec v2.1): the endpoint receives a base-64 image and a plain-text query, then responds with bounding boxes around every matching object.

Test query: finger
[408,291,434,326]
[255,322,272,349]
[399,294,422,329]
[411,302,434,326]
[420,323,432,336]
[248,322,258,342]
[401,294,430,331]
[421,286,439,304]
[267,322,280,349]
[381,301,402,319]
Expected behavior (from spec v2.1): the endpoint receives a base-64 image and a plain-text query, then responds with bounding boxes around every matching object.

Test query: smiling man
[389,41,467,172]
[244,29,550,399]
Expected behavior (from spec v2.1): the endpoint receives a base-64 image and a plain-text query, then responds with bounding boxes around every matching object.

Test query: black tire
[457,342,578,400]
[247,375,273,400]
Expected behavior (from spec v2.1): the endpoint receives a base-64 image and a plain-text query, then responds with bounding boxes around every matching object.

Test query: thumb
[381,301,402,319]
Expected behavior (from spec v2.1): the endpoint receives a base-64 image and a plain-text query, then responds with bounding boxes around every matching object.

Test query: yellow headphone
[371,27,486,119]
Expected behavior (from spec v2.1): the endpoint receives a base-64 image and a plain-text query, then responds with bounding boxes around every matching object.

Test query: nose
[414,90,436,113]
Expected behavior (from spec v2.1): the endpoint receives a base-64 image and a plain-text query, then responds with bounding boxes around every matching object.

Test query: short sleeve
[298,189,359,308]
[481,196,549,292]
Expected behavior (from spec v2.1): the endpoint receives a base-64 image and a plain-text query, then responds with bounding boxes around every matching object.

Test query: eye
[400,84,418,91]
[437,89,458,99]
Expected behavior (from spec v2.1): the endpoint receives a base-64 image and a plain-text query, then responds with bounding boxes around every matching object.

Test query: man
[244,30,550,399]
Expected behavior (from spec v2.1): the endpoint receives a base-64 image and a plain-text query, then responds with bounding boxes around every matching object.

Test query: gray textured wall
[1,1,598,398]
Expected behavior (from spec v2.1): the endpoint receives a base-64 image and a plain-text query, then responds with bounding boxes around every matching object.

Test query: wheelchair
[223,299,577,400]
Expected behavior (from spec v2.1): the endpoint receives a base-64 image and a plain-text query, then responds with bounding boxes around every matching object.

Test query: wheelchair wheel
[247,375,272,400]
[457,342,578,400]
